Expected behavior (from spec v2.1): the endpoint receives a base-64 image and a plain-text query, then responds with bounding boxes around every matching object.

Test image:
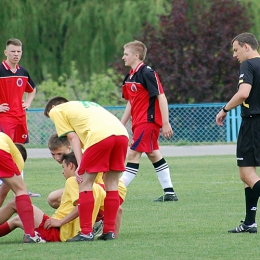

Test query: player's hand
[44,218,61,229]
[0,103,10,112]
[75,166,83,184]
[22,100,31,110]
[216,110,227,126]
[162,122,173,139]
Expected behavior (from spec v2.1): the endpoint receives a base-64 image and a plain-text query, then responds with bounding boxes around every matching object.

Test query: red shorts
[131,123,160,153]
[0,122,29,143]
[78,135,128,174]
[35,214,61,242]
[0,150,21,178]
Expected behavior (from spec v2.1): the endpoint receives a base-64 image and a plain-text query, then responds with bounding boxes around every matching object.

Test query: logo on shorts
[17,78,23,87]
[22,134,27,139]
[131,84,137,92]
[237,157,244,160]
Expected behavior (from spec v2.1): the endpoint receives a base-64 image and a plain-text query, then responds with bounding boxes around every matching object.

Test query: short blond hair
[124,40,147,60]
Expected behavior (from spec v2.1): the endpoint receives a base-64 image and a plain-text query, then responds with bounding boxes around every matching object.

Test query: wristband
[222,105,229,113]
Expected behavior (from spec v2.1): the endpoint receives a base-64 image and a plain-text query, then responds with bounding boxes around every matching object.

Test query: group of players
[0,38,177,243]
[2,31,260,243]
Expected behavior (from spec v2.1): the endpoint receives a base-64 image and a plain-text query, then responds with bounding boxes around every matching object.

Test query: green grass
[1,155,260,260]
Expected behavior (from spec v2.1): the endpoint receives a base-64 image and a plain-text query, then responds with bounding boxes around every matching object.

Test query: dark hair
[44,96,69,117]
[15,143,27,162]
[61,152,78,168]
[47,134,70,150]
[231,32,259,50]
[6,38,22,47]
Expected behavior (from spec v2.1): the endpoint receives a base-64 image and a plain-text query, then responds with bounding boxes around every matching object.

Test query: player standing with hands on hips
[0,38,40,198]
[120,40,178,202]
[216,32,260,233]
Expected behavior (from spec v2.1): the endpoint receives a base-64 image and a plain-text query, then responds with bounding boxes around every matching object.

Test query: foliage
[240,0,260,37]
[115,0,253,103]
[34,62,125,107]
[0,0,170,84]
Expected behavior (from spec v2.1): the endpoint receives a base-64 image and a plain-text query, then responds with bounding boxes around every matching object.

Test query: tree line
[0,0,258,106]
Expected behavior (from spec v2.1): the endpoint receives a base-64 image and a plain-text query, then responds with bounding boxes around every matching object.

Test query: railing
[26,103,240,147]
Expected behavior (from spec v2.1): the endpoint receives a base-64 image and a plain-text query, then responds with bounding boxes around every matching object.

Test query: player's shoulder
[65,176,77,187]
[141,64,155,73]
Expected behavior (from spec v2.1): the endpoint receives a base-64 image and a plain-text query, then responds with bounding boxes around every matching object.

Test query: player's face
[232,40,247,63]
[4,44,22,65]
[122,47,139,68]
[62,161,74,180]
[50,146,71,164]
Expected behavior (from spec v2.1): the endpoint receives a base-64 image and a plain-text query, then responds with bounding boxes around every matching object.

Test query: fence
[26,103,241,147]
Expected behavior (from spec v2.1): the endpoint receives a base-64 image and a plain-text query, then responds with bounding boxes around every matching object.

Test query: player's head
[123,41,147,61]
[15,143,27,162]
[231,33,259,63]
[4,38,23,64]
[61,152,78,179]
[231,33,259,50]
[44,96,69,118]
[48,134,72,164]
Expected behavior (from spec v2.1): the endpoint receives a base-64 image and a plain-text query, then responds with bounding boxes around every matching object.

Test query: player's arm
[121,101,131,126]
[66,132,82,167]
[23,88,36,110]
[216,83,251,126]
[44,206,79,229]
[157,93,173,139]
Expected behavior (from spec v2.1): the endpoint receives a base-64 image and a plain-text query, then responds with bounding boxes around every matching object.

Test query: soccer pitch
[1,155,260,260]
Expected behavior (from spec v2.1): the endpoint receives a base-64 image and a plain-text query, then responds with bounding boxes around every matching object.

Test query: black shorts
[237,116,260,166]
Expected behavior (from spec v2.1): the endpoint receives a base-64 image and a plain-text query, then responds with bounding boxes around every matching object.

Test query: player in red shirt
[120,40,178,202]
[0,38,40,197]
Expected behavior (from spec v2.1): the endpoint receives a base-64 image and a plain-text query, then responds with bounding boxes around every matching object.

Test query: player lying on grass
[0,152,106,242]
[0,132,45,243]
[46,133,127,237]
[0,152,127,241]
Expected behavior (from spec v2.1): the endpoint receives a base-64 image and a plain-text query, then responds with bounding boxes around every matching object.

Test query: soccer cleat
[66,232,94,242]
[153,193,178,202]
[23,233,46,243]
[28,190,41,198]
[97,232,116,241]
[228,222,257,233]
[93,220,103,238]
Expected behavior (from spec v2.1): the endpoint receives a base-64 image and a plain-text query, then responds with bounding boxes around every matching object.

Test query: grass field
[1,155,260,260]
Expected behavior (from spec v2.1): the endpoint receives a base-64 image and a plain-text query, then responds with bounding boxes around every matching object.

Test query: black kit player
[216,32,260,233]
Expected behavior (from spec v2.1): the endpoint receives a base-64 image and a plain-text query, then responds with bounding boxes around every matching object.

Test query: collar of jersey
[2,60,20,72]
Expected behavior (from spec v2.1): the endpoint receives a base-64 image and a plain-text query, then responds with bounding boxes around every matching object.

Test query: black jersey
[238,57,260,117]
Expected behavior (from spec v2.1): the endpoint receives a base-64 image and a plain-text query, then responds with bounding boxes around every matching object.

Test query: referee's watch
[222,105,229,113]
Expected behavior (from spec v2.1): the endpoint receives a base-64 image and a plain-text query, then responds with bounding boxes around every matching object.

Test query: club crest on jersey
[17,78,23,87]
[131,84,137,92]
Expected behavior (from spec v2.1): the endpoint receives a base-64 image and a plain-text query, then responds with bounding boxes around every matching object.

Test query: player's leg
[98,135,128,240]
[100,170,121,240]
[146,149,178,202]
[229,120,260,233]
[2,176,45,242]
[66,172,97,242]
[115,205,123,238]
[0,204,44,238]
[120,149,142,186]
[14,124,41,198]
[0,182,11,206]
[47,188,64,209]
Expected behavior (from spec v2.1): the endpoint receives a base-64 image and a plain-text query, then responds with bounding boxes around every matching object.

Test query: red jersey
[0,60,35,123]
[122,62,164,128]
